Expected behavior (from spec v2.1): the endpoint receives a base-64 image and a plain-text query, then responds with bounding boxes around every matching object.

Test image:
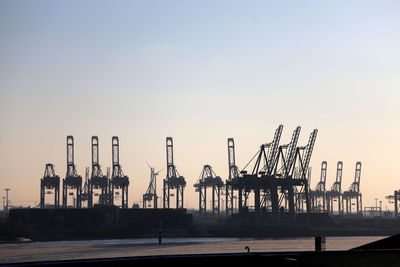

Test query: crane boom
[349,162,362,192]
[285,126,301,175]
[316,161,327,191]
[331,161,343,192]
[299,129,318,178]
[266,125,283,175]
[166,137,178,179]
[227,138,240,179]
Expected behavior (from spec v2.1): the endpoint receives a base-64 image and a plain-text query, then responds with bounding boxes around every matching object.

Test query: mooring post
[315,235,326,251]
[158,220,162,245]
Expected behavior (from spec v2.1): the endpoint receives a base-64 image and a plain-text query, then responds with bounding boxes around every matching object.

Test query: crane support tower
[110,136,129,208]
[143,163,160,209]
[225,138,240,216]
[237,125,284,215]
[283,128,317,219]
[386,190,400,216]
[88,136,109,207]
[343,162,362,215]
[62,136,83,208]
[394,191,400,216]
[81,167,90,208]
[326,161,343,215]
[234,126,316,222]
[310,161,327,212]
[40,163,60,208]
[194,165,224,215]
[163,137,186,209]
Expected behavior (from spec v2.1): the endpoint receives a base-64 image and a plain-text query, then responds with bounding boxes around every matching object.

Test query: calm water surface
[0,236,386,263]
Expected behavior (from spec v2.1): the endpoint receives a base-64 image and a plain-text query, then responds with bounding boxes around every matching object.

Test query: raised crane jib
[91,136,104,178]
[66,136,78,177]
[331,161,343,192]
[316,161,327,191]
[284,126,301,175]
[111,136,126,178]
[350,161,362,192]
[266,125,283,175]
[166,137,179,179]
[299,129,318,178]
[202,165,213,181]
[228,138,240,179]
[112,136,119,167]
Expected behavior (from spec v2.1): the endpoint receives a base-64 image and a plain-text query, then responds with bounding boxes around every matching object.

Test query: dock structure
[40,163,60,208]
[194,165,224,215]
[310,161,327,212]
[62,136,83,208]
[163,137,186,209]
[326,161,343,215]
[88,136,109,207]
[225,138,240,216]
[343,162,362,215]
[37,132,371,223]
[229,125,317,222]
[394,191,400,217]
[41,135,130,210]
[110,136,129,208]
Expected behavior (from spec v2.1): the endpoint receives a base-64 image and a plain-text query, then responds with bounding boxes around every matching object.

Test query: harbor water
[0,236,385,263]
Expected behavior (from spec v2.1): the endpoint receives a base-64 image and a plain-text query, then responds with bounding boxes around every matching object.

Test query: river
[0,236,385,263]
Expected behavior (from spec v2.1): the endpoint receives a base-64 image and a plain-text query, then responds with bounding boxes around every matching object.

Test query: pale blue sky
[0,1,399,209]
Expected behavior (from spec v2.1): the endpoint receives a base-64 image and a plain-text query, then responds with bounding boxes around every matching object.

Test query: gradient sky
[0,0,399,210]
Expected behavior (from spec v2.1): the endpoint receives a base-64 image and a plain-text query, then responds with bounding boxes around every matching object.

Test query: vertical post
[204,186,207,213]
[212,186,215,215]
[218,186,221,216]
[225,186,229,216]
[199,184,202,214]
[40,181,44,208]
[5,189,10,217]
[158,220,163,245]
[254,184,260,215]
[304,179,311,219]
[271,181,279,222]
[176,187,179,209]
[163,180,166,209]
[238,185,243,213]
[126,185,128,208]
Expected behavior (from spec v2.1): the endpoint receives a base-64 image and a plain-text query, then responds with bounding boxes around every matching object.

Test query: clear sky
[0,0,399,210]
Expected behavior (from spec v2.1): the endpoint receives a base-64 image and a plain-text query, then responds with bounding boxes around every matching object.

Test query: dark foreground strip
[2,250,400,267]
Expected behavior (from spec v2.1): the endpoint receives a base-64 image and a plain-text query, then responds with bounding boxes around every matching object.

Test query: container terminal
[4,125,400,241]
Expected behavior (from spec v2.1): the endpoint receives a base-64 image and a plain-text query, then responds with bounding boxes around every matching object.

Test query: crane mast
[62,136,82,208]
[40,163,60,208]
[88,136,109,207]
[332,161,343,192]
[310,161,327,212]
[343,162,362,214]
[226,138,240,216]
[326,161,343,215]
[299,129,318,179]
[266,125,283,175]
[194,165,223,215]
[228,138,239,180]
[163,137,186,209]
[110,136,129,208]
[316,161,327,192]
